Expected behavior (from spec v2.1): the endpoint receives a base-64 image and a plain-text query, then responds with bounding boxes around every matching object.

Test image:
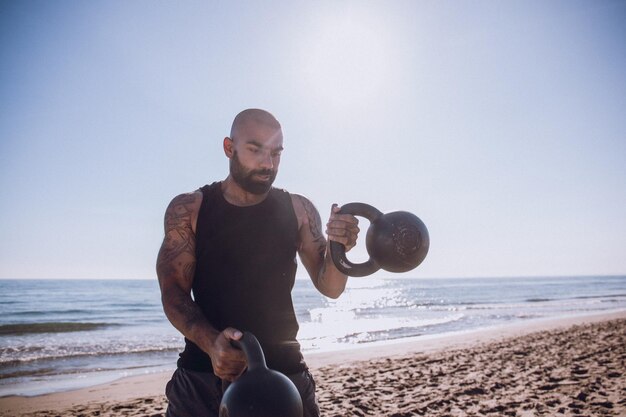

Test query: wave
[0,322,117,336]
[299,312,466,348]
[11,309,96,315]
[0,347,180,372]
[526,294,626,303]
[338,326,424,344]
[573,293,626,300]
[335,314,465,344]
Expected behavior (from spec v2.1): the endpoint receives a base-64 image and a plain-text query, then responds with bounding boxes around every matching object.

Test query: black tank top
[177,182,306,374]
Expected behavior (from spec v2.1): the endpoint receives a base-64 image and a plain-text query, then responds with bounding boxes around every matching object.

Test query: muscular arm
[292,195,359,298]
[156,191,245,380]
[156,192,215,344]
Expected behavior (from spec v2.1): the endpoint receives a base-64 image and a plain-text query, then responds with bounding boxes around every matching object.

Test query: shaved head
[230,108,281,140]
[224,109,284,195]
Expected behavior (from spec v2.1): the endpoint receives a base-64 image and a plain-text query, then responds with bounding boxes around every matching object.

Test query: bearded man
[156,109,359,417]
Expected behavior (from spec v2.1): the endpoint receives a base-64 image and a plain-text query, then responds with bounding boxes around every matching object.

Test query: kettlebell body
[219,332,303,417]
[331,202,429,277]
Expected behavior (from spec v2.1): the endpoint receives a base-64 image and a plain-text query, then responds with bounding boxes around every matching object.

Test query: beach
[2,311,624,417]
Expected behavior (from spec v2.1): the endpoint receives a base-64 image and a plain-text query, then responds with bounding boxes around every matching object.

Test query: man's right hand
[208,327,247,381]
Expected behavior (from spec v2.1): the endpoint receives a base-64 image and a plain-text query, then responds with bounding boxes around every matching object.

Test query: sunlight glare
[300,6,398,110]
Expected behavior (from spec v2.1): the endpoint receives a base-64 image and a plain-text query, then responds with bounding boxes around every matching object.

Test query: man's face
[229,123,283,195]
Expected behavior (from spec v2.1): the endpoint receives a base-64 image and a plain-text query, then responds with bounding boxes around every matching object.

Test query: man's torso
[178,182,306,374]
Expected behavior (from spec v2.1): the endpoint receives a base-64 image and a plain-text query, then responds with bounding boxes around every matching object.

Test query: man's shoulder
[288,193,319,221]
[163,190,205,233]
[167,182,221,209]
[287,191,307,203]
[165,190,203,218]
[170,190,203,205]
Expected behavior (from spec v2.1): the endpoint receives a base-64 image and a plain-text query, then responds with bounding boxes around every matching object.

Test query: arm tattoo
[171,291,205,331]
[183,261,196,282]
[300,196,326,259]
[157,193,197,282]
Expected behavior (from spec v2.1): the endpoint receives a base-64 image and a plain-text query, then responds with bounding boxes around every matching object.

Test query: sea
[1,275,625,397]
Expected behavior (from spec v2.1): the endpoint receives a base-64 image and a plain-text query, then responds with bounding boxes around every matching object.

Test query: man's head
[224,109,284,195]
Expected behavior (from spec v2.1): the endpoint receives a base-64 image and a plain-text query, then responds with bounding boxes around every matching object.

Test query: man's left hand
[326,204,360,251]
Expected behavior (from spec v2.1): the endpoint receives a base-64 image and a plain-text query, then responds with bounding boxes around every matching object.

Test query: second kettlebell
[219,332,303,417]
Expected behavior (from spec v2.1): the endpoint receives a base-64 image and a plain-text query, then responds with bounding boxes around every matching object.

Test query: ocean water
[1,276,625,397]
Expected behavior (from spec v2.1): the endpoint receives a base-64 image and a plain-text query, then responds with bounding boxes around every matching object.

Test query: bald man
[157,109,360,417]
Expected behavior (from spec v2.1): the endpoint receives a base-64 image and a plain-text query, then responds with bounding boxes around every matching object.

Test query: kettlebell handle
[329,202,383,277]
[230,332,266,372]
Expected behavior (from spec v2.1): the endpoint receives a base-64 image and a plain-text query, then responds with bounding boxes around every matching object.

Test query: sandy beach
[2,311,625,417]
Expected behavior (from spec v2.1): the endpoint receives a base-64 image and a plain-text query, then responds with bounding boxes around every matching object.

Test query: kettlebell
[330,202,429,277]
[219,332,303,417]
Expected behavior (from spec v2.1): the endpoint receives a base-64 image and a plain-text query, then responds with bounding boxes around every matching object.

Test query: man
[156,109,359,417]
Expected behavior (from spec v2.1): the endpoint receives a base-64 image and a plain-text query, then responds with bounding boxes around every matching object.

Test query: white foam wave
[298,313,465,351]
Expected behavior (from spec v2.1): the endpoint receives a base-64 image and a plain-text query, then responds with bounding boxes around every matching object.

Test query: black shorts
[165,367,320,417]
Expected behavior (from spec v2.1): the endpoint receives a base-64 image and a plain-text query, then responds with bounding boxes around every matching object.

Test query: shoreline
[2,310,625,416]
[304,309,626,366]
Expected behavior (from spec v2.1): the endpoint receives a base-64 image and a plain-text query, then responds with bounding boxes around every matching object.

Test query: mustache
[252,169,275,176]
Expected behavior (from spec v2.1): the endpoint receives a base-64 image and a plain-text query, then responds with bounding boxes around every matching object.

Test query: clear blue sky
[1,0,625,279]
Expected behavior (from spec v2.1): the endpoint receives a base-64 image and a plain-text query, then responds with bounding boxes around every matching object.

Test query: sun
[298,6,400,110]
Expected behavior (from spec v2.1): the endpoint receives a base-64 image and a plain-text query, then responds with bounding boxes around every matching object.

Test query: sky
[1,0,625,280]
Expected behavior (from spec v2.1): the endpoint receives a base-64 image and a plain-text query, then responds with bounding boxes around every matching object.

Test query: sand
[2,311,625,417]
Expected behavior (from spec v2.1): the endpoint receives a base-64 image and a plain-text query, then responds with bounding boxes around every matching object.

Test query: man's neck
[221,176,270,207]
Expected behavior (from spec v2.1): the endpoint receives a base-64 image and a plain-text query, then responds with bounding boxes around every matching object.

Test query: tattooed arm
[156,191,245,381]
[291,194,359,298]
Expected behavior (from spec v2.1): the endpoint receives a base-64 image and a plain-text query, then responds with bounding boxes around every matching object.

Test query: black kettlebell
[219,332,303,417]
[330,202,429,277]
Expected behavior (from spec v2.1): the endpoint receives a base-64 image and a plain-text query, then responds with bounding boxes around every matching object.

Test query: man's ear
[223,137,234,158]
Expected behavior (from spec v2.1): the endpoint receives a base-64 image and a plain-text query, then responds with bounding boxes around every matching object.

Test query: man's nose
[259,151,274,169]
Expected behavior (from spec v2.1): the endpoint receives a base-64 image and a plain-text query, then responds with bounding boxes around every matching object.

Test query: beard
[229,151,277,195]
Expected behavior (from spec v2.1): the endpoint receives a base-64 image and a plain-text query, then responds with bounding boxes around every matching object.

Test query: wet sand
[2,311,625,417]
